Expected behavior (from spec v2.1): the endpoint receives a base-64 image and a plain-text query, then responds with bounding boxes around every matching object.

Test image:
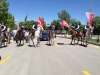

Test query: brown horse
[68,28,84,45]
[47,30,56,46]
[6,32,11,44]
[28,31,35,46]
[16,28,24,46]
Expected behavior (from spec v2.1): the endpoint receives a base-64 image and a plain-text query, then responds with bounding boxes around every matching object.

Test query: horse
[68,28,84,45]
[48,30,55,46]
[0,30,7,48]
[28,26,44,47]
[6,31,12,44]
[15,28,25,46]
[83,27,92,46]
[28,31,35,47]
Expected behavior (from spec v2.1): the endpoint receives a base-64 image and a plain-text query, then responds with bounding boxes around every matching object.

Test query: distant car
[40,32,49,41]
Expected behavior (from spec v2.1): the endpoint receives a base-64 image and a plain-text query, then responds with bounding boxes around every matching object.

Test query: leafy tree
[52,20,61,30]
[20,20,35,30]
[58,10,71,23]
[0,0,9,24]
[92,16,100,34]
[94,16,100,24]
[6,13,17,30]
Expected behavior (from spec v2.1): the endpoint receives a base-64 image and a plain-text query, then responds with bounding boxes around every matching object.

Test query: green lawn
[59,36,100,43]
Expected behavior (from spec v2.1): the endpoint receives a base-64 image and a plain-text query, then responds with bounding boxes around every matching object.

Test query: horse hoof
[0,56,1,60]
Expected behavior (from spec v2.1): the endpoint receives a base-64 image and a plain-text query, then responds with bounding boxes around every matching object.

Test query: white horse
[34,25,44,47]
[83,28,91,46]
[28,25,44,47]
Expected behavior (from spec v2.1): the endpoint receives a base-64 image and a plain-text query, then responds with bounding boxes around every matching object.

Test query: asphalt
[0,37,100,75]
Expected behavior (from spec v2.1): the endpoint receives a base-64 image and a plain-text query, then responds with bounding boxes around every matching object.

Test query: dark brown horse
[16,28,25,46]
[68,28,84,45]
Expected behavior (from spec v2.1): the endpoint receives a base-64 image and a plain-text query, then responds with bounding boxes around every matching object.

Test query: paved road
[0,37,100,75]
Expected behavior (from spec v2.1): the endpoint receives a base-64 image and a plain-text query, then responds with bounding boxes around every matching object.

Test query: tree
[92,16,100,34]
[6,13,17,30]
[93,16,100,24]
[0,0,9,24]
[20,20,35,30]
[52,20,61,30]
[58,10,71,23]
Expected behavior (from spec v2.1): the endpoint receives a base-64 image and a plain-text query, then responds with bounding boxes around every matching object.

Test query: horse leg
[80,36,82,45]
[77,36,79,45]
[74,37,76,45]
[28,36,30,46]
[34,36,36,47]
[19,40,21,46]
[71,37,73,45]
[23,39,24,45]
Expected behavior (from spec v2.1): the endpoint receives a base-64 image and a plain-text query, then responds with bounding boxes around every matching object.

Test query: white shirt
[25,31,29,37]
[76,25,79,29]
[1,25,6,31]
[7,28,10,32]
[32,25,35,29]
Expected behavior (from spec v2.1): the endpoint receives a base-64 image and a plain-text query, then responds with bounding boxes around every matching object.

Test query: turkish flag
[38,17,45,26]
[61,20,70,27]
[89,13,94,24]
[86,12,90,22]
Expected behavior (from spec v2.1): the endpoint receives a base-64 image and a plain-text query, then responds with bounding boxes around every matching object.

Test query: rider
[32,22,37,36]
[16,23,23,37]
[75,22,80,37]
[85,22,90,32]
[0,22,6,37]
[17,23,22,32]
[49,22,55,31]
[49,22,56,37]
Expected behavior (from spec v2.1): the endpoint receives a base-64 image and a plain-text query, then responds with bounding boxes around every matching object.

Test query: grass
[58,36,100,44]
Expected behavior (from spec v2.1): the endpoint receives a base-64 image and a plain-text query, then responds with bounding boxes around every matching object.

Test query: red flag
[62,20,70,27]
[89,13,94,24]
[38,17,45,26]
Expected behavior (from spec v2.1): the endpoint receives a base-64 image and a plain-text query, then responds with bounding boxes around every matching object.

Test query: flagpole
[90,0,92,12]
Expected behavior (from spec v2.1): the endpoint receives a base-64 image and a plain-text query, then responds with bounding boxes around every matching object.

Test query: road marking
[22,44,28,48]
[89,44,100,50]
[83,71,90,75]
[0,56,12,65]
[55,43,59,47]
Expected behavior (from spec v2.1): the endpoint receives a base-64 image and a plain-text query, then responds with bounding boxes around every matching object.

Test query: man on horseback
[17,24,22,32]
[49,22,55,32]
[85,22,90,31]
[0,22,6,37]
[32,23,37,37]
[74,22,80,37]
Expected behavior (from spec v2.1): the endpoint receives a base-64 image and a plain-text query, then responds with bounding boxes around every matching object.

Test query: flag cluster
[38,17,45,26]
[61,20,70,27]
[86,12,94,24]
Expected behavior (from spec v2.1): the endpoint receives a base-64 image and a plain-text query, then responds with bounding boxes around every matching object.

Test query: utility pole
[90,0,92,12]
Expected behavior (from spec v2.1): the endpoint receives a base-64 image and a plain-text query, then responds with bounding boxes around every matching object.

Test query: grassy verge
[58,36,100,44]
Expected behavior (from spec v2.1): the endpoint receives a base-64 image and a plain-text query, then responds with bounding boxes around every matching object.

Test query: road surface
[0,37,100,75]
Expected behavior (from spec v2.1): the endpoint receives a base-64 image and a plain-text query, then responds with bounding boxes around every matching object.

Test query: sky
[7,0,100,24]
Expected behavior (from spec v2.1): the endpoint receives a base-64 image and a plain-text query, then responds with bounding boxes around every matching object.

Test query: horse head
[68,28,73,35]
